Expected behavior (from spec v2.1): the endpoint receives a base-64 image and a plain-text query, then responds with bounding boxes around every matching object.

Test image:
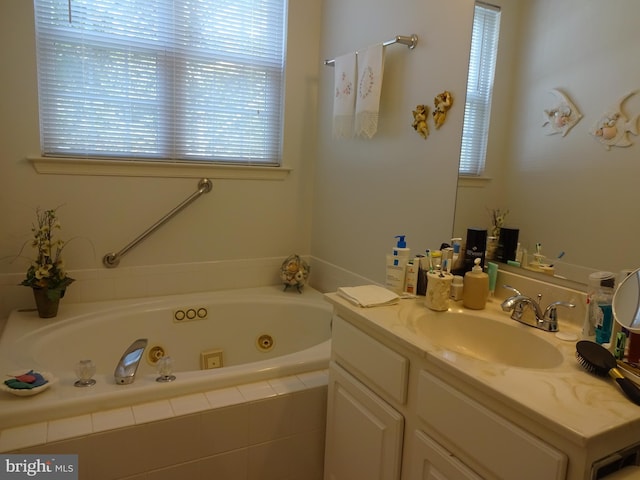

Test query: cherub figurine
[433,91,453,129]
[412,104,429,139]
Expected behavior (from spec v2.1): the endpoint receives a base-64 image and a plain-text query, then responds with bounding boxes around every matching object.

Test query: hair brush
[576,340,640,406]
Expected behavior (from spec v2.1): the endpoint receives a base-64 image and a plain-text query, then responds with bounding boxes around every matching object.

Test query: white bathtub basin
[0,285,332,428]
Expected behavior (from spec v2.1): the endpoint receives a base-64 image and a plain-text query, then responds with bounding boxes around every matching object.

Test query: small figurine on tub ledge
[280,254,310,293]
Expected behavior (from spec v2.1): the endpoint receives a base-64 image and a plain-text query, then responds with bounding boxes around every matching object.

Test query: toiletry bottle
[404,257,420,295]
[627,333,640,363]
[393,235,411,260]
[462,228,487,273]
[450,275,464,301]
[487,262,498,297]
[462,258,489,310]
[416,255,427,296]
[385,235,410,294]
[451,238,462,270]
[583,271,615,342]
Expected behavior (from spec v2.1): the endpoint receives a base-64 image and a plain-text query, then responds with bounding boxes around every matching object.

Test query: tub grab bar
[103,178,213,268]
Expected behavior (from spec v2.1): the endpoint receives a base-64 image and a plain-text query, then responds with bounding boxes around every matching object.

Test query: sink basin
[412,312,564,369]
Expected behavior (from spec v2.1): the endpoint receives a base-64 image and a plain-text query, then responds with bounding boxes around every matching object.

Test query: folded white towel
[355,43,385,139]
[337,285,399,308]
[333,52,357,139]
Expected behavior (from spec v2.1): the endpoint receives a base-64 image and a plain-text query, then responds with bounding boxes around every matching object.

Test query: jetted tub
[0,285,332,429]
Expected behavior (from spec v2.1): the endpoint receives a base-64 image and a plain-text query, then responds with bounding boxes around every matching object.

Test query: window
[33,0,286,166]
[459,2,501,176]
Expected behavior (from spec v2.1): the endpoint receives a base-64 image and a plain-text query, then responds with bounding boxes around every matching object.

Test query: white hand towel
[337,285,399,308]
[355,43,385,139]
[332,52,357,139]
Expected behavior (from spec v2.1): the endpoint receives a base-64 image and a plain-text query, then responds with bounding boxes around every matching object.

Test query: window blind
[34,0,286,165]
[459,2,501,176]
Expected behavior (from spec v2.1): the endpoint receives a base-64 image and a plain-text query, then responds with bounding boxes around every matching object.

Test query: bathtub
[0,285,332,429]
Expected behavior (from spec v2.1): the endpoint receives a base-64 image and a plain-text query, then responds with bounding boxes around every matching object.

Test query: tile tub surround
[1,371,328,480]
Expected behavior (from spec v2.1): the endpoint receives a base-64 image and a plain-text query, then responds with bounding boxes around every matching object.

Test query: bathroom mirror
[613,269,640,333]
[453,0,640,286]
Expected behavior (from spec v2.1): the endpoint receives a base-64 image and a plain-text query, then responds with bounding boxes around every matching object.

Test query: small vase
[32,288,61,318]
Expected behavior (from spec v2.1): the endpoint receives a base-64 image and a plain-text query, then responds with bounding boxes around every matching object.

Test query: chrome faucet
[114,338,148,385]
[500,286,575,332]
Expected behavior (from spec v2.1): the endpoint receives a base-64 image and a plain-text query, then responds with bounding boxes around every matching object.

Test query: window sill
[28,157,291,180]
[457,175,492,188]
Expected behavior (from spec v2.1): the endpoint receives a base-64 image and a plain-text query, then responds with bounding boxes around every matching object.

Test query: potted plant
[20,208,75,318]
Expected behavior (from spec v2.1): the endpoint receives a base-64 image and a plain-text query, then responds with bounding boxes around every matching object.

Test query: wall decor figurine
[411,104,429,139]
[589,91,639,150]
[542,88,582,137]
[433,91,453,129]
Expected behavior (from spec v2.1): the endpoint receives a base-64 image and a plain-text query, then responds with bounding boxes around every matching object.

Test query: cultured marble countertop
[324,292,640,448]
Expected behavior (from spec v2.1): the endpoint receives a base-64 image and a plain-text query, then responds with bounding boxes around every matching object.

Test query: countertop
[324,292,640,449]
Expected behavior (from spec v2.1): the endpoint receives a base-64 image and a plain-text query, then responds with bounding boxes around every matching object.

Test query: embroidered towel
[337,285,399,308]
[332,52,357,139]
[355,43,385,138]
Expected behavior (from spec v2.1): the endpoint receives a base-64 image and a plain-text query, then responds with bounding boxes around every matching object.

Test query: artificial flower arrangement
[489,208,509,238]
[20,208,74,301]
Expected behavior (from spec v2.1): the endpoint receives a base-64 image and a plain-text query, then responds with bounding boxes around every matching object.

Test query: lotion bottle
[385,235,410,294]
[393,235,411,261]
[462,258,489,310]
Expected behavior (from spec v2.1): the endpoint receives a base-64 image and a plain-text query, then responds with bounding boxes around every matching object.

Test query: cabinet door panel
[332,315,408,404]
[324,362,404,480]
[409,430,483,480]
[417,370,567,480]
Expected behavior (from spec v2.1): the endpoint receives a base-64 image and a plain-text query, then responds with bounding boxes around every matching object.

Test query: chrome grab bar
[103,178,213,268]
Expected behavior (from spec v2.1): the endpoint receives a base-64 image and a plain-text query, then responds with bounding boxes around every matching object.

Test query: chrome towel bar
[103,178,213,268]
[324,34,418,66]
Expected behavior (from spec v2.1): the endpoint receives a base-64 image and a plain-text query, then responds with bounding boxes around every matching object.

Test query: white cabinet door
[324,361,404,480]
[408,430,483,480]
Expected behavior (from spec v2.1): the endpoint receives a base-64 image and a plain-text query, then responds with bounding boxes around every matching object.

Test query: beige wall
[0,0,322,316]
[312,0,475,287]
[0,0,477,315]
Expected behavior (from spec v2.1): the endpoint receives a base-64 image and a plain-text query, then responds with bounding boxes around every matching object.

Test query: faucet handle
[156,356,176,383]
[544,301,576,321]
[502,285,522,296]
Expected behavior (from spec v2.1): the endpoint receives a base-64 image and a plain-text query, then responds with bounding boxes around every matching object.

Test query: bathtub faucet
[114,338,148,385]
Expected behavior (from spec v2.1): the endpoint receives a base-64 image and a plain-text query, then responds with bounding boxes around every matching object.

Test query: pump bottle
[462,258,489,310]
[385,235,411,293]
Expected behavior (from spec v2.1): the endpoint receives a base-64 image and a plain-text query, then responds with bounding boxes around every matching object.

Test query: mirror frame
[613,268,640,333]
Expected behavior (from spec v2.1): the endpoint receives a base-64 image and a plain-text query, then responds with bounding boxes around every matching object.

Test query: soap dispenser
[462,258,489,310]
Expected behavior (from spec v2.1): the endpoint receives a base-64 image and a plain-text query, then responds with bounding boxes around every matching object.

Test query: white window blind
[34,0,286,165]
[459,2,501,176]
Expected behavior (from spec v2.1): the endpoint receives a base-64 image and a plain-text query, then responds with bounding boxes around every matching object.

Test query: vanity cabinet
[325,314,568,480]
[324,362,404,480]
[324,316,407,480]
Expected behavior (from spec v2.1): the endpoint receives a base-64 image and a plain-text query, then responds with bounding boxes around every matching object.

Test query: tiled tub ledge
[0,370,328,480]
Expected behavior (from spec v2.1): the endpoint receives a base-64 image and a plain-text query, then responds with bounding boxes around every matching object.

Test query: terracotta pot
[32,288,61,318]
